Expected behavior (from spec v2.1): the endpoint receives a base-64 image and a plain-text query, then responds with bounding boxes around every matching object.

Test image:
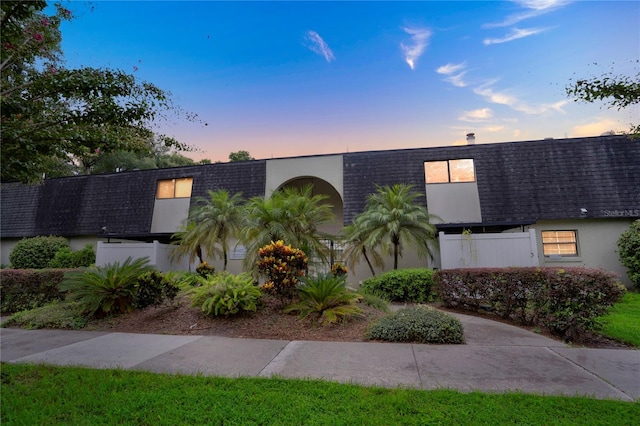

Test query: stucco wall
[425,181,482,223]
[265,155,343,198]
[151,198,191,233]
[531,219,635,288]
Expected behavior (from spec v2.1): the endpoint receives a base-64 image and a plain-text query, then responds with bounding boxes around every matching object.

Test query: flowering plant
[331,262,348,276]
[196,261,215,277]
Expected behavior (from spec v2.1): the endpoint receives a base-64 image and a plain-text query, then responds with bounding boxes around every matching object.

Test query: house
[1,134,638,287]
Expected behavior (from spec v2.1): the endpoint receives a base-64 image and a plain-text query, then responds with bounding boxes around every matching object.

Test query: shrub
[48,244,96,269]
[366,305,464,344]
[331,262,348,277]
[434,267,626,340]
[285,274,363,325]
[361,268,434,303]
[358,291,391,313]
[60,257,152,317]
[188,272,262,317]
[2,300,88,330]
[9,236,69,269]
[133,271,180,310]
[0,269,69,314]
[196,261,215,278]
[618,219,640,290]
[257,240,308,306]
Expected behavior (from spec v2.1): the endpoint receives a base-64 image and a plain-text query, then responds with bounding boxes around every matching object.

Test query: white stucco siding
[265,155,343,199]
[425,182,482,224]
[531,219,635,288]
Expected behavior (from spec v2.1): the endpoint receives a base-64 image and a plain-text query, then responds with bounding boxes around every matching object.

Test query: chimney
[466,133,475,145]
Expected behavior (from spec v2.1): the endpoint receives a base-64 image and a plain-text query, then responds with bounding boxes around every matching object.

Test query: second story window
[425,159,475,183]
[156,178,193,199]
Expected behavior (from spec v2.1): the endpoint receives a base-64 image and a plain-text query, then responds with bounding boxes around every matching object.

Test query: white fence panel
[96,241,190,272]
[440,230,539,269]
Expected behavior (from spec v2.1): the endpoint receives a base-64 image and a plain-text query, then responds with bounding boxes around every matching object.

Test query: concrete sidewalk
[1,312,638,402]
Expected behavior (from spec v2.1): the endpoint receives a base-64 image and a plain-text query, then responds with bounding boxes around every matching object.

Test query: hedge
[0,269,74,314]
[361,268,434,303]
[434,267,626,341]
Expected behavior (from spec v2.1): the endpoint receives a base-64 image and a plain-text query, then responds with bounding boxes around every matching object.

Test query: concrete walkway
[1,312,638,402]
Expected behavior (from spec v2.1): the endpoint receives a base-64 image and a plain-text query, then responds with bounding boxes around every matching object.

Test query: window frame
[424,159,475,184]
[156,177,193,199]
[541,230,579,257]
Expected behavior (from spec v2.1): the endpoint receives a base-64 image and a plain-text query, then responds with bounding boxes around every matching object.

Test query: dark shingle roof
[343,135,640,223]
[2,136,638,238]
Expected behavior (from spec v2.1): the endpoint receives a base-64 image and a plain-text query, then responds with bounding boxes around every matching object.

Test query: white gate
[439,230,539,269]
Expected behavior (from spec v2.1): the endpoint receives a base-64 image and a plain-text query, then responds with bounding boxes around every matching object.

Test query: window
[541,230,578,256]
[156,178,193,199]
[425,159,475,183]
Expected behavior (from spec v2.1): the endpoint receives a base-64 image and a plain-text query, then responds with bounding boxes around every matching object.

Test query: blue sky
[60,1,640,162]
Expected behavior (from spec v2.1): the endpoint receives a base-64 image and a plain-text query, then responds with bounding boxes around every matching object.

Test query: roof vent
[466,133,475,145]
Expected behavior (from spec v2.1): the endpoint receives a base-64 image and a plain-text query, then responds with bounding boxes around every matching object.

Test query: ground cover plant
[598,291,640,347]
[367,305,464,344]
[2,364,637,426]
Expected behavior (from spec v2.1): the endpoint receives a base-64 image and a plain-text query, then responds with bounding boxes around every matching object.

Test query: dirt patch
[86,294,387,342]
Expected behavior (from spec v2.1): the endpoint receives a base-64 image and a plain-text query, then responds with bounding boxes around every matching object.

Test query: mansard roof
[1,135,638,239]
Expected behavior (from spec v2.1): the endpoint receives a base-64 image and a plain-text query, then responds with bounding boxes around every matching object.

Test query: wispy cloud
[436,62,468,87]
[483,27,547,45]
[484,0,570,28]
[304,30,335,63]
[459,108,493,122]
[401,27,431,70]
[473,81,567,114]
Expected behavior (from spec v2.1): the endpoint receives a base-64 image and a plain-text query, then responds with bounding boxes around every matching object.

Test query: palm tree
[355,184,439,270]
[171,189,244,271]
[240,184,336,271]
[341,217,385,276]
[170,221,205,266]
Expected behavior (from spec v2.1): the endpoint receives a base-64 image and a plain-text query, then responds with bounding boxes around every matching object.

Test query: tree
[566,62,640,135]
[354,184,438,270]
[0,1,200,183]
[228,150,254,162]
[341,217,385,277]
[617,219,640,290]
[175,190,245,271]
[240,185,335,272]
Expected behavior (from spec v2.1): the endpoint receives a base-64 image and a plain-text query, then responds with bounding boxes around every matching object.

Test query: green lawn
[1,364,638,425]
[599,291,640,347]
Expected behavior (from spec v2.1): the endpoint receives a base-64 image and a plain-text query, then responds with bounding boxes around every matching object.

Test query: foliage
[228,150,255,162]
[434,267,627,340]
[598,291,640,347]
[357,291,391,313]
[4,365,640,426]
[133,271,180,310]
[0,1,200,183]
[617,219,640,289]
[48,244,95,268]
[361,268,435,303]
[241,185,335,272]
[9,235,69,269]
[366,305,464,344]
[0,268,69,314]
[566,61,640,135]
[60,257,152,317]
[195,261,216,277]
[257,241,308,306]
[330,262,348,276]
[188,272,262,317]
[340,217,385,276]
[284,274,363,325]
[188,189,245,271]
[170,221,204,266]
[2,300,88,330]
[350,184,439,270]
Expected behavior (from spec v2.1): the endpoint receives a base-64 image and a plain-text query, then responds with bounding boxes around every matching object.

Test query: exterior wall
[150,198,191,233]
[426,182,482,223]
[531,219,635,288]
[265,155,343,199]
